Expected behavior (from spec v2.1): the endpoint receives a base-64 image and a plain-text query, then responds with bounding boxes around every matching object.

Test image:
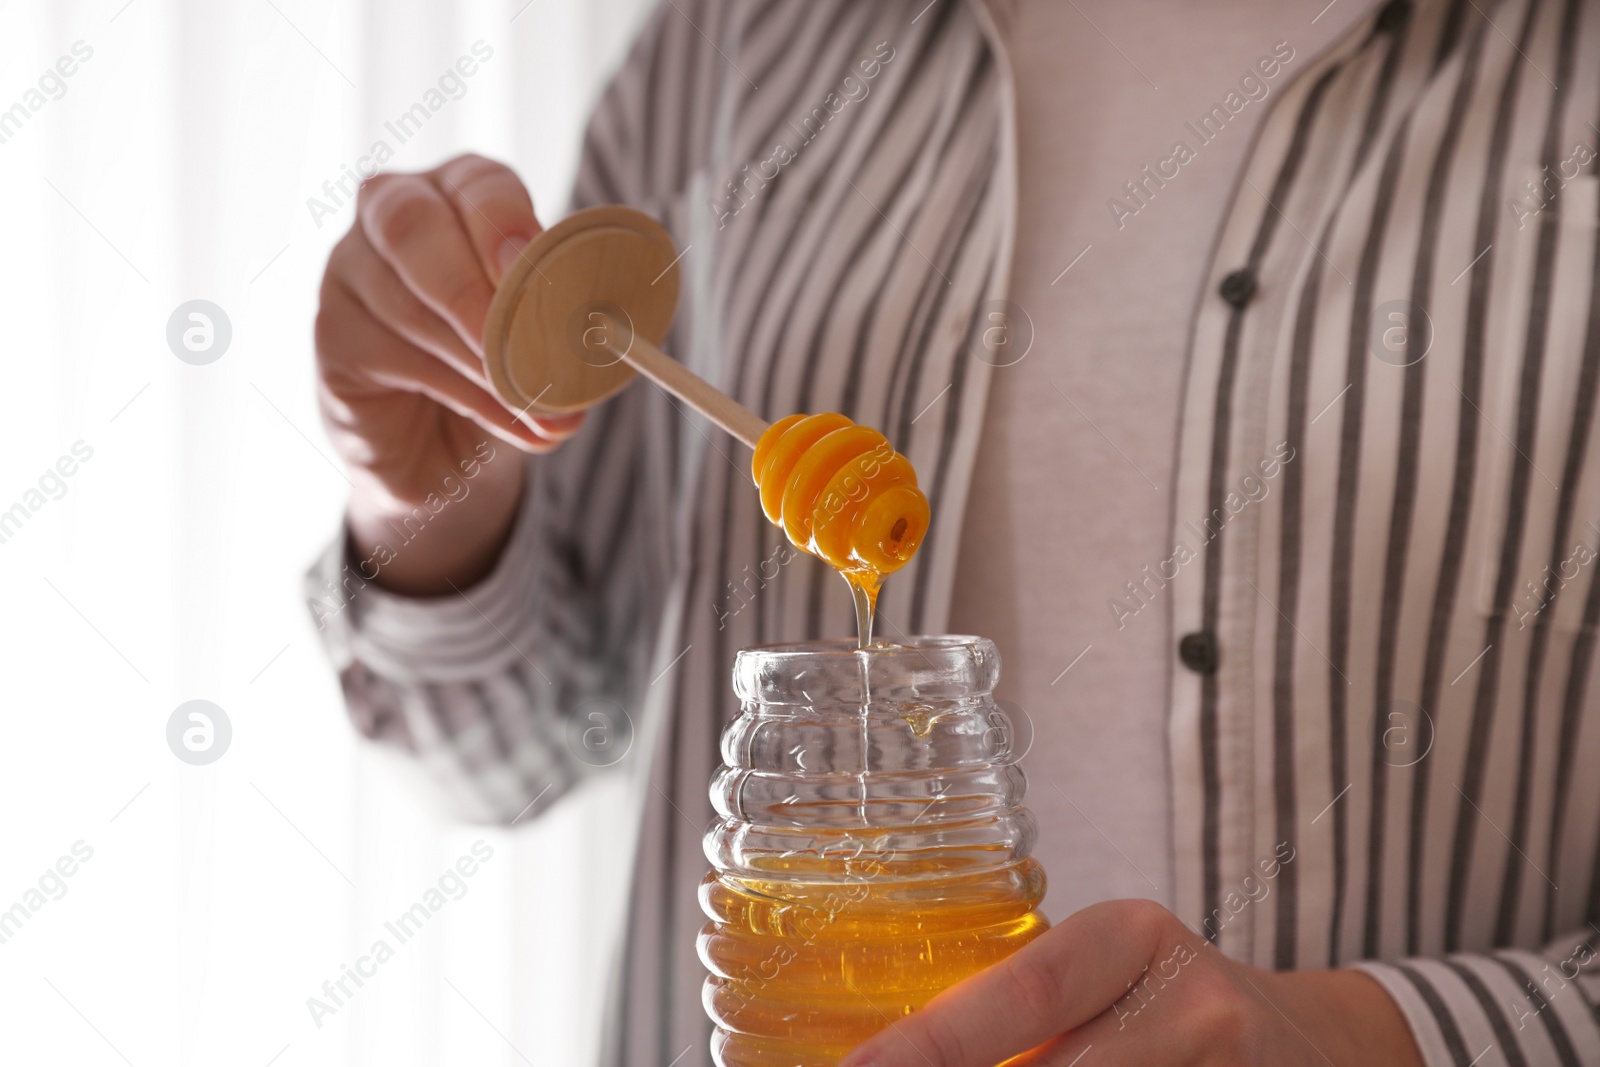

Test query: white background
[0,1,652,1063]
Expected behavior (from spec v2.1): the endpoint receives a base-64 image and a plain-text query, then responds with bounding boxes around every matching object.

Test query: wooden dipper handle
[599,322,767,450]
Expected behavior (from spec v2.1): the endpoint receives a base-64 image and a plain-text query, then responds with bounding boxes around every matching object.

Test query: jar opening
[732,634,998,706]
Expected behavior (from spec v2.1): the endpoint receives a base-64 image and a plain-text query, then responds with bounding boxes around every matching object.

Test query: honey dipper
[482,206,930,615]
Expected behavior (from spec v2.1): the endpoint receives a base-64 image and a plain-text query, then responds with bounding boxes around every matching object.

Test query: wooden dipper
[482,205,765,446]
[481,205,931,625]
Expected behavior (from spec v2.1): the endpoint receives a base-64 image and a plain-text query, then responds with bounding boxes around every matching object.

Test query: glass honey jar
[699,636,1049,1067]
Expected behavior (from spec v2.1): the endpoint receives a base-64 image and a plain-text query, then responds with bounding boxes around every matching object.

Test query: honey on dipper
[750,412,930,645]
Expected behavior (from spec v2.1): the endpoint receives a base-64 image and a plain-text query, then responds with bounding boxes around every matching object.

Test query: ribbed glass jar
[699,636,1048,1067]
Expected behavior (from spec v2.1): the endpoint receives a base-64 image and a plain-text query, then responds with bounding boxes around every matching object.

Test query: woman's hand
[314,153,585,595]
[838,899,1423,1067]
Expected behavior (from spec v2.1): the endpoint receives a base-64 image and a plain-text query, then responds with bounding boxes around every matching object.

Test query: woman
[307,0,1600,1062]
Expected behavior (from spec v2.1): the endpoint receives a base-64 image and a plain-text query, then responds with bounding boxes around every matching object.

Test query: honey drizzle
[847,575,878,649]
[850,575,875,837]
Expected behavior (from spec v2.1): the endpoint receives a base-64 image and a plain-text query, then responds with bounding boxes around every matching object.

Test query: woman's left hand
[838,899,1423,1067]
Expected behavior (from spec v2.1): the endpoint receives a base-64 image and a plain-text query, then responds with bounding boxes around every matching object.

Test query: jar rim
[736,634,993,657]
[732,635,999,704]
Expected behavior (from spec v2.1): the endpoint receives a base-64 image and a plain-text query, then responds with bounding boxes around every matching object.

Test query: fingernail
[525,413,584,439]
[496,237,531,280]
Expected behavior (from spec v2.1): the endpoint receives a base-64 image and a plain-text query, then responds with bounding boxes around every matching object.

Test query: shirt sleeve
[1353,929,1600,1066]
[305,375,665,822]
[302,6,685,825]
[307,457,590,823]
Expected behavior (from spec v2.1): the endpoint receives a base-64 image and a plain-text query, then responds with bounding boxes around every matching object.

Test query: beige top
[952,0,1379,915]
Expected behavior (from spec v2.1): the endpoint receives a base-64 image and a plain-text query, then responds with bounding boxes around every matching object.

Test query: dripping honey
[750,413,930,647]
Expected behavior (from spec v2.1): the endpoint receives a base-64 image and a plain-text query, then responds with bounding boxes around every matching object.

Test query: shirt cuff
[1353,948,1600,1067]
[303,481,545,686]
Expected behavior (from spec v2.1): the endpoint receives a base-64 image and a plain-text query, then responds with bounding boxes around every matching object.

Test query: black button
[1375,0,1411,33]
[1179,631,1220,675]
[1218,268,1257,308]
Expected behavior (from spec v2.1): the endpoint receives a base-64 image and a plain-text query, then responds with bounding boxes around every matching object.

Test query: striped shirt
[308,1,1600,1064]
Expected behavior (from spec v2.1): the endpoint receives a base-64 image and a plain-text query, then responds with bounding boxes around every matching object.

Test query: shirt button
[1179,631,1220,675]
[1218,268,1257,308]
[1375,0,1411,33]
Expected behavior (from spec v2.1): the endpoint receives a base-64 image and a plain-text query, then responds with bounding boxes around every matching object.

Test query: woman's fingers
[316,280,557,457]
[838,901,1174,1067]
[520,407,588,442]
[1005,942,1253,1067]
[329,215,585,446]
[357,171,498,354]
[330,225,493,391]
[429,153,542,286]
